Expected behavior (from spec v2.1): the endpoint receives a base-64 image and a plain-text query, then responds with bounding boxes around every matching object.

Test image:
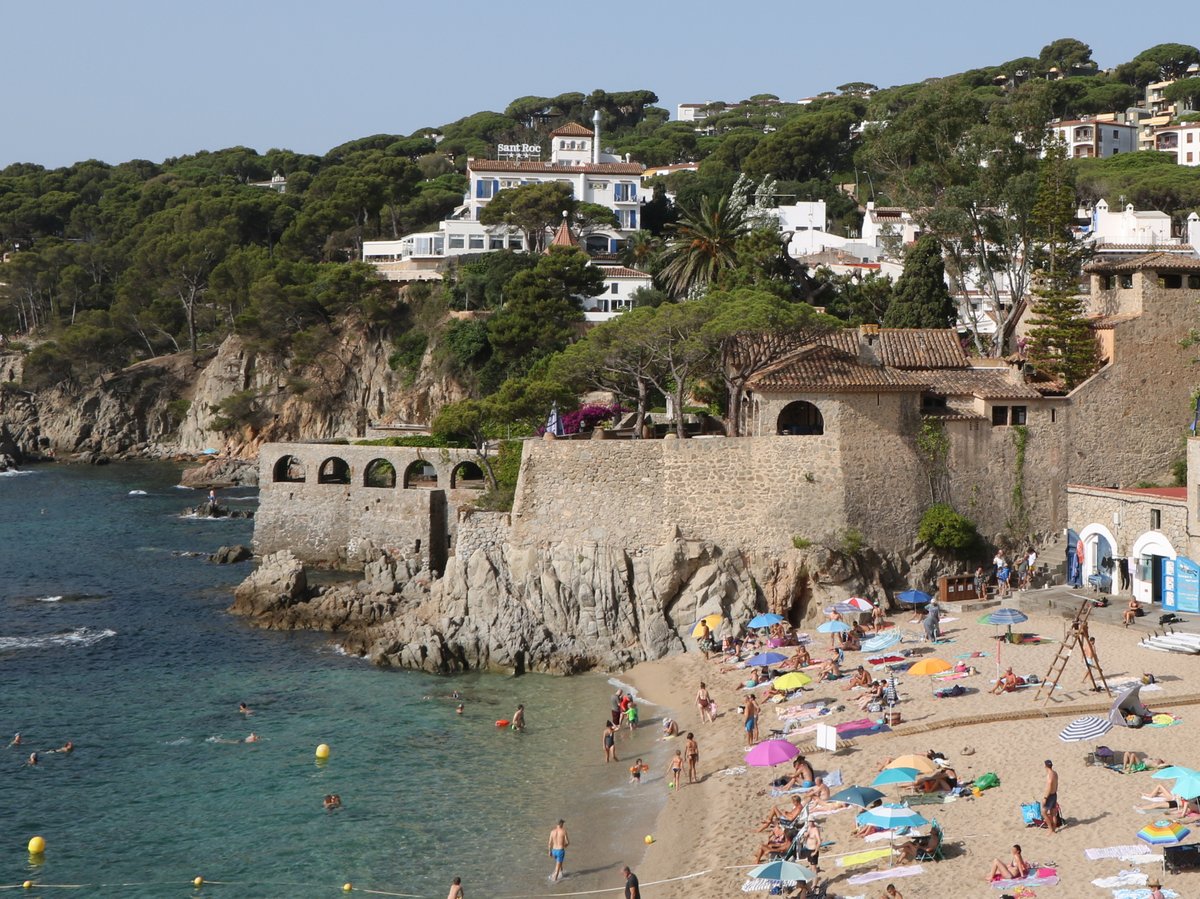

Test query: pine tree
[882,234,956,329]
[1025,143,1099,389]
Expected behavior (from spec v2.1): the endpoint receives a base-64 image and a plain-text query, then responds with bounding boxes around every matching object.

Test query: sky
[1,0,1195,170]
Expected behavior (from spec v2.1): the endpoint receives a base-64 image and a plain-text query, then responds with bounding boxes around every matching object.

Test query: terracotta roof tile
[1085,252,1200,274]
[1089,312,1141,329]
[725,329,858,373]
[875,329,969,370]
[748,345,923,393]
[549,122,594,137]
[595,265,651,279]
[470,160,644,175]
[916,368,1043,400]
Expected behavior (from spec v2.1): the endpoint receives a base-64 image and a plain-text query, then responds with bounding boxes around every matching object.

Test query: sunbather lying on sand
[984,844,1030,882]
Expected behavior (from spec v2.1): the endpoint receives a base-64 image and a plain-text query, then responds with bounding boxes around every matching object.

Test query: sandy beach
[615,598,1200,898]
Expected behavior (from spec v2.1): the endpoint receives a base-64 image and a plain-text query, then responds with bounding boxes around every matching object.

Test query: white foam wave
[172,485,194,490]
[128,489,148,496]
[606,676,660,707]
[163,737,192,746]
[35,595,64,603]
[0,627,117,652]
[0,468,34,477]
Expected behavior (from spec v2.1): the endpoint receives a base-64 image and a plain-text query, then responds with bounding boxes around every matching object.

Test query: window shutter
[493,180,500,196]
[630,184,637,200]
[629,209,637,229]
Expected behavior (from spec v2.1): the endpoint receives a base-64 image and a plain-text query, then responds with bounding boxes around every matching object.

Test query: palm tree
[659,194,751,298]
[620,230,662,272]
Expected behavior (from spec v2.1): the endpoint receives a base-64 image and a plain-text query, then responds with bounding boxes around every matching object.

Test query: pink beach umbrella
[746,739,800,767]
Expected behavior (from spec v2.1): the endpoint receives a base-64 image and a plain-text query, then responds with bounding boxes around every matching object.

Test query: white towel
[1084,844,1149,860]
[1092,870,1147,888]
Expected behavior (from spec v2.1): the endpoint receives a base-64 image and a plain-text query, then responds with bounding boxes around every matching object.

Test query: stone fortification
[254,442,489,571]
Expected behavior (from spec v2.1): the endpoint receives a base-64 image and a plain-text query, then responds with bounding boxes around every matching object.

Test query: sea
[0,463,666,898]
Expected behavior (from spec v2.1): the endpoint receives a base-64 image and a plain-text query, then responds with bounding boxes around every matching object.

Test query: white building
[362,114,645,279]
[583,263,653,322]
[1047,119,1137,159]
[1149,122,1200,166]
[861,201,921,254]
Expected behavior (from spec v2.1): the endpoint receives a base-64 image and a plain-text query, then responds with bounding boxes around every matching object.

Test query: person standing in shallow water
[603,721,618,763]
[446,876,464,899]
[548,819,569,882]
[512,704,525,732]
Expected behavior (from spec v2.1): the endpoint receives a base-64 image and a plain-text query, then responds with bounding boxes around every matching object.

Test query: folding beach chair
[915,819,945,862]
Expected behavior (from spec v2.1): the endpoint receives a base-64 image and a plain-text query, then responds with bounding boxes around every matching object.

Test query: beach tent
[1108,683,1152,726]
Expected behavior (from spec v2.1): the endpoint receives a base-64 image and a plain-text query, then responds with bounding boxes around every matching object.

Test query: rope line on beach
[491,868,712,897]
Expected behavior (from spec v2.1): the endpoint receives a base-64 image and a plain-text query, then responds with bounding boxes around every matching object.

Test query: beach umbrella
[906,657,952,676]
[830,786,885,808]
[896,589,932,605]
[692,613,723,638]
[981,608,1029,626]
[1153,767,1200,780]
[747,651,788,668]
[861,633,901,653]
[746,739,800,767]
[1058,715,1113,743]
[1138,820,1191,845]
[748,613,784,629]
[847,597,874,611]
[824,602,859,615]
[886,754,938,775]
[747,860,815,884]
[855,803,928,831]
[1165,775,1200,800]
[773,672,812,691]
[817,620,851,634]
[872,767,921,787]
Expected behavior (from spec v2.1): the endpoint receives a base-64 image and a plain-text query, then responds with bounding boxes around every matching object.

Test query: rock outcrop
[229,535,932,675]
[210,545,253,564]
[180,457,258,488]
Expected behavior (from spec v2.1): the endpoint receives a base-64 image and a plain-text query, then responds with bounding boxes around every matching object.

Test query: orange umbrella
[906,657,952,677]
[885,754,938,775]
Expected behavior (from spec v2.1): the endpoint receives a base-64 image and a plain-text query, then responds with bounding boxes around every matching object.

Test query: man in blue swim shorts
[548,819,569,882]
[744,693,760,746]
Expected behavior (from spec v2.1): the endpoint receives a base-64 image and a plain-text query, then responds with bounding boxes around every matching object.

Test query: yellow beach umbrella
[692,614,723,638]
[773,672,813,691]
[906,657,952,677]
[885,754,939,775]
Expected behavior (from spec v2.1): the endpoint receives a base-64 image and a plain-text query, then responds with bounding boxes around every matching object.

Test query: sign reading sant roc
[497,143,542,158]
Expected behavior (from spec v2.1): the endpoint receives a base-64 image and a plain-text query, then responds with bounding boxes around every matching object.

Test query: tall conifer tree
[882,234,956,329]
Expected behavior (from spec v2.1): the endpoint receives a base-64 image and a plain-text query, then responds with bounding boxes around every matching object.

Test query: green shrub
[918,502,981,554]
[1172,457,1187,488]
[840,527,865,556]
[474,439,523,511]
[209,390,262,433]
[354,435,470,448]
[792,536,814,549]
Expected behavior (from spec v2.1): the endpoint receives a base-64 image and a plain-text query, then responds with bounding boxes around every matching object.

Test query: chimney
[592,110,601,164]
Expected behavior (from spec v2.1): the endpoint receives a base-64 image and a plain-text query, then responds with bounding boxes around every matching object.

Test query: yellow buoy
[343,883,353,892]
[193,875,204,887]
[22,881,32,889]
[644,835,654,844]
[315,743,331,760]
[27,836,45,855]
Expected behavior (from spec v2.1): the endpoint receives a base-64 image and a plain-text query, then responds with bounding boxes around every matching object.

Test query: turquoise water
[0,464,664,897]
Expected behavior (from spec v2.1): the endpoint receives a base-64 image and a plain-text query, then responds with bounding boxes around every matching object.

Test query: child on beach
[630,759,649,784]
[669,749,683,790]
[625,701,639,731]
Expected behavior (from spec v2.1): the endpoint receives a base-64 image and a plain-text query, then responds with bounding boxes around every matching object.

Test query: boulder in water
[210,545,253,564]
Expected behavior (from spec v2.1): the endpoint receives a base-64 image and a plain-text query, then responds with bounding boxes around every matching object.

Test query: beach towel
[846,864,922,885]
[1149,713,1181,727]
[907,792,958,806]
[714,766,746,777]
[991,867,1059,889]
[1112,890,1179,899]
[1092,871,1147,888]
[836,719,890,739]
[954,651,989,659]
[1011,633,1052,645]
[867,654,906,665]
[836,848,893,868]
[740,877,802,892]
[1085,845,1149,860]
[824,769,844,787]
[933,671,975,681]
[863,827,921,842]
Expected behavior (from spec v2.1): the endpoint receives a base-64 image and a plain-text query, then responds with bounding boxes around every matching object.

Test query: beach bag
[975,772,1000,790]
[1021,801,1043,825]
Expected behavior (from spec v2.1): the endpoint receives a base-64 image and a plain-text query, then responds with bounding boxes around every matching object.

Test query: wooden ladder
[1035,600,1111,703]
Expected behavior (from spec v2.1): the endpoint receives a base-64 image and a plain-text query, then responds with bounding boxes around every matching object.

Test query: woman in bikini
[696,682,714,723]
[685,732,700,784]
[985,844,1030,882]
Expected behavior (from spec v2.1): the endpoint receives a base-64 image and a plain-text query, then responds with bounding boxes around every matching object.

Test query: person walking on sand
[447,876,464,899]
[1043,759,1060,833]
[603,721,618,763]
[685,732,700,784]
[744,693,760,747]
[621,866,639,899]
[669,748,683,790]
[697,681,714,723]
[548,820,569,882]
[610,689,623,727]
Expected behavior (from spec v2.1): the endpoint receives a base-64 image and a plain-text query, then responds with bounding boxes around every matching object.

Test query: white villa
[363,114,645,281]
[1047,119,1137,159]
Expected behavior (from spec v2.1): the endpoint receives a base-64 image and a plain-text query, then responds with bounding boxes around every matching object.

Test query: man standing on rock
[548,819,569,882]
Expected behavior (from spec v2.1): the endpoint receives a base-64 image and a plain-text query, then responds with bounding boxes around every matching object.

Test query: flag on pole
[546,401,565,437]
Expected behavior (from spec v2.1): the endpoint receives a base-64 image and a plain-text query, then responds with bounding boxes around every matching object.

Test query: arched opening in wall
[317,457,351,485]
[583,234,609,255]
[403,459,439,489]
[450,460,486,489]
[272,455,306,483]
[363,458,397,488]
[776,401,824,436]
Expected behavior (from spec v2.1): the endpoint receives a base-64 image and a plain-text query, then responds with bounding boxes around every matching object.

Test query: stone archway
[403,459,439,489]
[363,458,397,488]
[450,460,486,489]
[272,455,306,483]
[317,457,351,485]
[776,401,824,436]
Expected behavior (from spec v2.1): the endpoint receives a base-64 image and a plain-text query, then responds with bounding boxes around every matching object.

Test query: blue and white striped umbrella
[855,803,928,830]
[861,633,901,652]
[747,860,815,883]
[984,608,1029,626]
[1058,715,1113,742]
[817,620,851,634]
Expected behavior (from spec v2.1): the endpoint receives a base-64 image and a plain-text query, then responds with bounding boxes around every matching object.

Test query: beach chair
[914,819,945,862]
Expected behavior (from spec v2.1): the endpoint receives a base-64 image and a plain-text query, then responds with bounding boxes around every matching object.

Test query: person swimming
[239,702,252,715]
[324,793,342,810]
[456,703,465,715]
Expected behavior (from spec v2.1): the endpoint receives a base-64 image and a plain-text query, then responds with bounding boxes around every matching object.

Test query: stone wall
[455,508,512,561]
[255,442,488,568]
[1067,486,1190,559]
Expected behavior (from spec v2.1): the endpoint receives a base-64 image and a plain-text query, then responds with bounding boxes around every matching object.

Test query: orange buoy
[495,719,510,728]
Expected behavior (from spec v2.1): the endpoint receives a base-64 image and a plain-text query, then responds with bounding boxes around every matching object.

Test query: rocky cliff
[0,326,467,463]
[230,534,947,675]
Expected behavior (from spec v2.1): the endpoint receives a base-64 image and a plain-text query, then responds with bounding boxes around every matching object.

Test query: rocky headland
[230,537,960,675]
